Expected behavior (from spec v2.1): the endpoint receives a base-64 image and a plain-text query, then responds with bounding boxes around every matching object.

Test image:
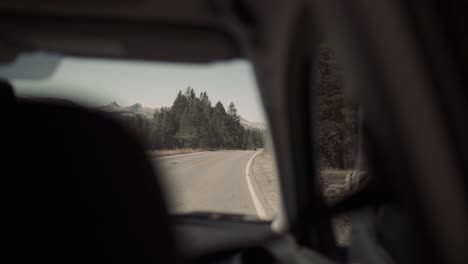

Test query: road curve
[153,150,258,216]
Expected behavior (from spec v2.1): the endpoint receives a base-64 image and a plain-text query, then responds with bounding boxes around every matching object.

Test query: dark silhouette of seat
[3,80,177,263]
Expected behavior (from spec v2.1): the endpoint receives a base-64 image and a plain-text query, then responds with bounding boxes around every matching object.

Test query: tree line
[314,43,359,169]
[121,87,264,150]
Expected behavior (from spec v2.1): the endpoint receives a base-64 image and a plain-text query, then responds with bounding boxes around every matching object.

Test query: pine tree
[212,102,227,149]
[152,107,178,148]
[226,102,243,148]
[315,43,358,168]
[121,88,266,151]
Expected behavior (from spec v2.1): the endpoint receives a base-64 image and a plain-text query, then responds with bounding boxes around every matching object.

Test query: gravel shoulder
[250,155,352,216]
[250,153,351,245]
[249,151,280,219]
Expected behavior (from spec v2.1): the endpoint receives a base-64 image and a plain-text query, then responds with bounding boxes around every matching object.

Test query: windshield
[5,55,280,220]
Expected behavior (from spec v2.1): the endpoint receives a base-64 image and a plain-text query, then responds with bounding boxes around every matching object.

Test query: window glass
[313,43,368,245]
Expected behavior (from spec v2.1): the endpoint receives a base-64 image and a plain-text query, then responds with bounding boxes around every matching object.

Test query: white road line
[153,151,206,160]
[245,151,267,219]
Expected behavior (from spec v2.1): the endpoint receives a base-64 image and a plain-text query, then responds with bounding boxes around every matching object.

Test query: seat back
[3,83,177,263]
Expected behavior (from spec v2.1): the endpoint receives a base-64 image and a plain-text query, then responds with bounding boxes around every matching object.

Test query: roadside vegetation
[120,87,264,152]
[314,43,359,246]
[315,43,359,170]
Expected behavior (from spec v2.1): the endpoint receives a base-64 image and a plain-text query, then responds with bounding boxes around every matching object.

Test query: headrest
[0,79,15,109]
[5,98,177,263]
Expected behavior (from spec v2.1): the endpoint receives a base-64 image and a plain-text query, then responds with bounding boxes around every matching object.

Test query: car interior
[2,0,468,263]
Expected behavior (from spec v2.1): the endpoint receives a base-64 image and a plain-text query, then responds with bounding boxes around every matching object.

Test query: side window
[313,42,368,245]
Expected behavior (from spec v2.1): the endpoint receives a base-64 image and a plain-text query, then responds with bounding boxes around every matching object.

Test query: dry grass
[320,169,353,186]
[147,148,204,158]
[320,169,353,246]
[320,169,353,205]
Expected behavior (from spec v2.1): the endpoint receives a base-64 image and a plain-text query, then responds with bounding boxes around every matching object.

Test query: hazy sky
[10,56,265,122]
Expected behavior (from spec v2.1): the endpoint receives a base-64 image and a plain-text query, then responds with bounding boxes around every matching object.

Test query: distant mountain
[124,103,158,119]
[98,102,265,129]
[97,102,158,119]
[98,101,123,112]
[240,117,266,130]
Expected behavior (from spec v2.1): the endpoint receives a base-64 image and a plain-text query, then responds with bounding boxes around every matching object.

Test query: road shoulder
[249,151,280,219]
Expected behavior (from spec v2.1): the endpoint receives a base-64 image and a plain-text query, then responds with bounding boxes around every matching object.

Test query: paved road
[153,150,258,216]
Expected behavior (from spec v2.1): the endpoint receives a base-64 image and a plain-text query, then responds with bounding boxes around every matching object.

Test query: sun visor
[0,0,241,63]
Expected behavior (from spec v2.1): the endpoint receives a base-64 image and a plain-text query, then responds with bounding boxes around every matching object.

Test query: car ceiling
[0,0,242,63]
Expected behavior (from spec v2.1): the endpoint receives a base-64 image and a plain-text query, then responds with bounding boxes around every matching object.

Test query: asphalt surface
[153,150,258,216]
